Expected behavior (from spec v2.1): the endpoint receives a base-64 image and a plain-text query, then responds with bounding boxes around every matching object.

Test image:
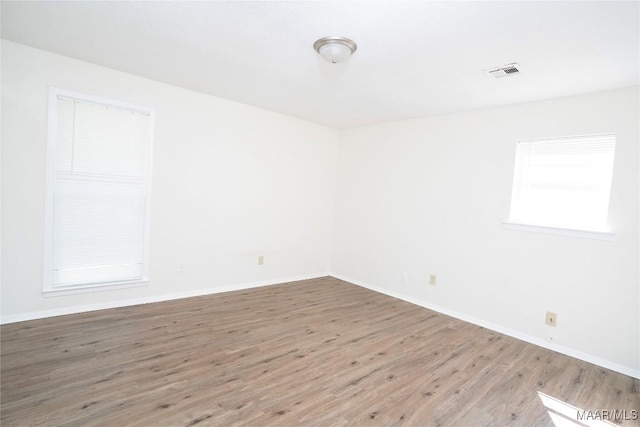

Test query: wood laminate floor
[1,277,638,426]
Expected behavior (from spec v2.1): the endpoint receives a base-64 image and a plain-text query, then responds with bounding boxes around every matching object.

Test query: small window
[507,133,615,234]
[43,88,154,295]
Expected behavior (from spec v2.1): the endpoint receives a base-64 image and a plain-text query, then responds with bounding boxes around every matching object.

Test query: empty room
[1,1,639,426]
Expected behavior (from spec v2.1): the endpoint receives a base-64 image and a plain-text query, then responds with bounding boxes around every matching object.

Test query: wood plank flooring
[1,277,638,426]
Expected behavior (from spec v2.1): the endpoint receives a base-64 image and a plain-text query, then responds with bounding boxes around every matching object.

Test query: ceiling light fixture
[313,36,357,64]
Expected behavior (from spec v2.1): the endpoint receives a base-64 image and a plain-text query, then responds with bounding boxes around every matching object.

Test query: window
[505,133,615,239]
[43,88,154,295]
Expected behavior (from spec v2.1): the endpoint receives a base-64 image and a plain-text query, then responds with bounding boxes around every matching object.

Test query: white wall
[1,40,339,320]
[2,40,638,378]
[333,87,639,375]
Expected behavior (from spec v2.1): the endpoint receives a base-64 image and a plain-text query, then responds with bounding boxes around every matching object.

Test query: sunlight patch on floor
[538,392,617,427]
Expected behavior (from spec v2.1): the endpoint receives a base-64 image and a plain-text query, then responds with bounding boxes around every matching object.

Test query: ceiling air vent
[486,63,521,78]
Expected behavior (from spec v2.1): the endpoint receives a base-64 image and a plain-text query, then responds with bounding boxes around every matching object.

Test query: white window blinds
[508,134,616,232]
[46,90,153,291]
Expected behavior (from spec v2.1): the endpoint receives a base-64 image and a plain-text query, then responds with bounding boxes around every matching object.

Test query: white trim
[43,280,149,297]
[53,88,153,115]
[143,106,155,283]
[1,273,329,324]
[517,132,616,144]
[43,88,59,292]
[502,222,615,241]
[331,273,640,380]
[43,87,155,293]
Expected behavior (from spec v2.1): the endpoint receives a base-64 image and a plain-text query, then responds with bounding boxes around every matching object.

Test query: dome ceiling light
[313,36,357,64]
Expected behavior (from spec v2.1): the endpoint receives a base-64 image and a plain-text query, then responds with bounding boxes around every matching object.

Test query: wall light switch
[258,255,264,265]
[429,275,437,286]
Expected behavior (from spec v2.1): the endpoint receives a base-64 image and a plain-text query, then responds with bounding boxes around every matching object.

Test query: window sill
[501,222,615,241]
[43,280,149,297]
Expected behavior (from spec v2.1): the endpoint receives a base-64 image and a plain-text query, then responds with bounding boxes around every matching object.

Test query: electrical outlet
[429,274,437,286]
[545,311,557,327]
[179,265,184,274]
[258,255,264,266]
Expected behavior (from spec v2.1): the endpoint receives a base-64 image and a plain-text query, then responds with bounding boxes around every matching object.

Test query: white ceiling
[2,1,639,129]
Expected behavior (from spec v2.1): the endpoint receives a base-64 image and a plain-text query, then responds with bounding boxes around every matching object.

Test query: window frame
[502,133,616,242]
[43,87,155,296]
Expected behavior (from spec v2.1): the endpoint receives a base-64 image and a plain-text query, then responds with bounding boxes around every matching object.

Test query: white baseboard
[0,273,329,325]
[331,273,640,380]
